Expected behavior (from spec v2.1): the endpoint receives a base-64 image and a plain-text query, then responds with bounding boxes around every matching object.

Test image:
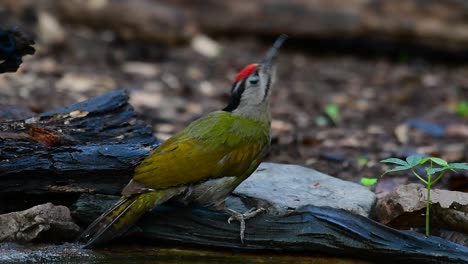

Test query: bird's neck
[232,102,271,125]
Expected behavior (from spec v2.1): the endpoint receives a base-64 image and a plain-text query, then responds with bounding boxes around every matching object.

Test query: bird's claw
[226,207,265,243]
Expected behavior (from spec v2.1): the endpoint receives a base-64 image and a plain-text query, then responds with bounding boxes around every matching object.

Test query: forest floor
[1,21,468,197]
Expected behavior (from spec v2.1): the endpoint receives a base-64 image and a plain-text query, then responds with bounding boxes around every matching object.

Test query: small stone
[0,203,80,243]
[161,73,181,90]
[129,90,162,108]
[56,73,115,94]
[271,119,293,132]
[447,124,468,138]
[191,34,221,58]
[122,61,160,77]
[394,123,409,144]
[319,152,346,162]
[38,12,66,45]
[199,81,216,96]
[406,119,446,138]
[69,110,89,118]
[440,143,466,162]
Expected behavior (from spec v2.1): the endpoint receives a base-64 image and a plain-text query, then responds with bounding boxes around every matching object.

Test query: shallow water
[0,243,370,264]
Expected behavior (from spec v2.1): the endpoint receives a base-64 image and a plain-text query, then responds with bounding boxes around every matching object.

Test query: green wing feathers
[134,111,270,189]
[80,191,169,248]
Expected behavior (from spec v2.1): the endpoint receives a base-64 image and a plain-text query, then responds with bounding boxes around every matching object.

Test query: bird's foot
[226,207,265,243]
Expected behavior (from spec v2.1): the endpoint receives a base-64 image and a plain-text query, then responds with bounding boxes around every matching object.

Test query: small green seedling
[325,103,340,124]
[315,103,341,127]
[357,156,369,167]
[360,177,377,188]
[456,101,468,117]
[380,155,468,236]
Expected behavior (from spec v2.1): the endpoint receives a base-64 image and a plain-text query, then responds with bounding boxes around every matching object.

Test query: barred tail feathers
[80,191,168,248]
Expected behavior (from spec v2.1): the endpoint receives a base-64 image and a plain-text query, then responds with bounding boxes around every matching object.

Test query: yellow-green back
[133,111,270,189]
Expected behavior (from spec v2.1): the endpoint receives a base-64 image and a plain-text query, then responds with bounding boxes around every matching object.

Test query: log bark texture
[0,90,158,213]
[73,194,468,264]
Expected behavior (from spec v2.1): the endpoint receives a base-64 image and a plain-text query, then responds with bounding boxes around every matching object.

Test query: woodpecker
[80,35,287,248]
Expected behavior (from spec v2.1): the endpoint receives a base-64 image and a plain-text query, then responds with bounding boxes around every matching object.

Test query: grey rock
[0,203,80,243]
[234,162,376,217]
[377,183,468,235]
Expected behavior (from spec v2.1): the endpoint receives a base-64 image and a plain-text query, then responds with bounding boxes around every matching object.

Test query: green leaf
[357,156,369,167]
[380,158,408,166]
[383,165,411,175]
[455,101,468,117]
[420,157,431,165]
[325,104,340,123]
[406,155,422,167]
[426,167,446,175]
[428,157,448,167]
[448,163,468,170]
[360,177,377,187]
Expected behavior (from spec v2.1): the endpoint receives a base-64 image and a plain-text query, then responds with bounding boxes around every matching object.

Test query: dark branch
[0,27,35,73]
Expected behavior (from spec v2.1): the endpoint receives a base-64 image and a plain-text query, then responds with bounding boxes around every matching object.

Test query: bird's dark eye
[249,75,259,85]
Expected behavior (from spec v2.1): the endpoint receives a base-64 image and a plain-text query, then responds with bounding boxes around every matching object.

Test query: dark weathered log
[55,0,195,45]
[50,0,468,51]
[73,194,468,264]
[167,0,468,51]
[0,90,158,213]
[8,0,468,52]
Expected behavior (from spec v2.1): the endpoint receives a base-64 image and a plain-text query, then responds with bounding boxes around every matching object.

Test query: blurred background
[1,0,467,191]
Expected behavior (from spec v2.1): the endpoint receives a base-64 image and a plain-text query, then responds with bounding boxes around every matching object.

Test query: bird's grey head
[223,35,287,118]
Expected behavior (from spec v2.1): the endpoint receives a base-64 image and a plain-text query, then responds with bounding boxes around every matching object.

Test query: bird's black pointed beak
[261,34,288,74]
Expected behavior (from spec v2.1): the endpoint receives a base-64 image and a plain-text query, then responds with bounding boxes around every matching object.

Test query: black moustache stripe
[263,75,271,101]
[222,79,246,112]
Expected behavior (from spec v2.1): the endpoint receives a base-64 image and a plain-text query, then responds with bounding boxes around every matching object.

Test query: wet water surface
[0,243,370,264]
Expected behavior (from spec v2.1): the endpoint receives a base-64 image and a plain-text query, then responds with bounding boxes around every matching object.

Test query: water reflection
[0,243,370,264]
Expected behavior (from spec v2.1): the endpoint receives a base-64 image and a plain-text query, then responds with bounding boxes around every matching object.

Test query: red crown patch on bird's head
[235,64,258,82]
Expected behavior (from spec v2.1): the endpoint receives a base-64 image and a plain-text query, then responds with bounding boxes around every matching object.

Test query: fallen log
[53,0,468,52]
[73,194,468,264]
[55,0,194,45]
[168,0,468,52]
[0,90,158,213]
